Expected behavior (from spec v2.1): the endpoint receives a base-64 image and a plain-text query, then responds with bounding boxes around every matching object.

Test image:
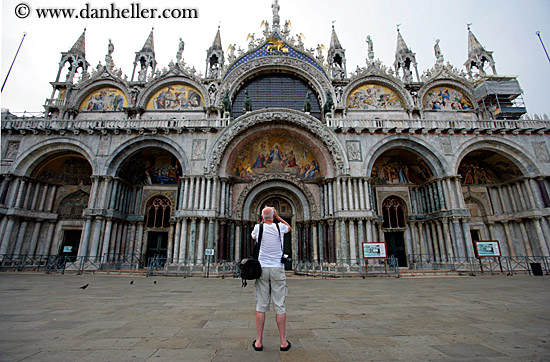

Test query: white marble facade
[1,3,550,268]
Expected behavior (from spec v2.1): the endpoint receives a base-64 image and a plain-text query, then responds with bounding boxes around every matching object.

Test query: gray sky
[2,0,550,115]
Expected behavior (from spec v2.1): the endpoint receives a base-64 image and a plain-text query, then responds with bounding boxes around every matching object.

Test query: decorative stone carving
[4,141,19,160]
[234,173,318,219]
[346,140,362,162]
[533,141,550,163]
[374,187,412,215]
[192,139,207,160]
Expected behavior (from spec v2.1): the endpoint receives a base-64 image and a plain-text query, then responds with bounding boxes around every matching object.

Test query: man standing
[251,207,292,352]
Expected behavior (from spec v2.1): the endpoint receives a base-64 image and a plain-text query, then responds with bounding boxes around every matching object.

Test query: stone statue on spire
[105,39,115,70]
[434,39,444,64]
[176,38,184,63]
[366,35,374,63]
[272,0,280,32]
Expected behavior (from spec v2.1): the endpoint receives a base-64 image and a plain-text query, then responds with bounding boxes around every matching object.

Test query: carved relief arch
[206,109,347,177]
[344,76,413,110]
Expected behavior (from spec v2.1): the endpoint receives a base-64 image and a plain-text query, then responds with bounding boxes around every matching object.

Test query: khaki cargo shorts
[254,267,287,314]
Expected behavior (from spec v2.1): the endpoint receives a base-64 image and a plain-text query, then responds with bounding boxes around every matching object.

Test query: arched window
[231,74,321,119]
[146,197,171,228]
[382,197,406,229]
[57,191,89,219]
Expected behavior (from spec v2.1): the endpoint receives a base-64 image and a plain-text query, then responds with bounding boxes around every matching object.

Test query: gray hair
[262,207,274,221]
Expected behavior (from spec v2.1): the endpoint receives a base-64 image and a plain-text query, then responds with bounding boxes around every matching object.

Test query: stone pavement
[0,273,549,362]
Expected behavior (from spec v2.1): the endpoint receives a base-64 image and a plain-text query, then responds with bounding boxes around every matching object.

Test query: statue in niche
[243,89,253,112]
[303,91,312,113]
[323,90,334,116]
[222,91,232,114]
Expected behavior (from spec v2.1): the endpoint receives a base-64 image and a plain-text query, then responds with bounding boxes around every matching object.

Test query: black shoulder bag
[239,224,264,287]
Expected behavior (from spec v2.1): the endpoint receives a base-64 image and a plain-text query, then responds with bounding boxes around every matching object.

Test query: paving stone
[0,274,549,362]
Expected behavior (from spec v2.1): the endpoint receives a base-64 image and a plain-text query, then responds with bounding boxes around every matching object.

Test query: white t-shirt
[251,222,289,268]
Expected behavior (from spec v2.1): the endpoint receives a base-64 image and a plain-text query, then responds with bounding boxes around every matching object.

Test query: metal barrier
[2,253,548,277]
[408,254,550,276]
[293,258,400,278]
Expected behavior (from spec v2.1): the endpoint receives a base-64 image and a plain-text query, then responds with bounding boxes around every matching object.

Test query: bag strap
[252,224,263,259]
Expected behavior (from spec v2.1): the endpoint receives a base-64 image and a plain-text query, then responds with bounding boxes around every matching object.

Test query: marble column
[357,219,365,255]
[328,182,334,215]
[101,219,113,262]
[440,219,453,260]
[78,217,93,258]
[518,221,533,256]
[220,181,226,216]
[197,218,206,264]
[523,179,536,209]
[26,221,42,256]
[502,221,515,256]
[417,222,426,255]
[529,179,545,209]
[199,177,206,210]
[193,178,201,210]
[349,219,357,263]
[182,178,190,209]
[41,221,56,256]
[173,220,181,262]
[13,219,29,255]
[205,178,212,210]
[312,221,319,261]
[234,223,241,261]
[451,219,465,258]
[430,222,441,261]
[334,220,341,260]
[179,219,188,262]
[533,217,550,256]
[167,222,175,262]
[88,217,104,259]
[135,222,144,259]
[359,180,366,210]
[207,218,215,250]
[335,179,342,211]
[515,182,527,211]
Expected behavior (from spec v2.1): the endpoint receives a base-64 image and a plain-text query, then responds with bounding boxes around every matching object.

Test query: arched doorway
[381,196,408,267]
[241,179,314,269]
[144,196,171,263]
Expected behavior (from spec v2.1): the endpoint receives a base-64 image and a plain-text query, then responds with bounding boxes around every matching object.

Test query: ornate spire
[69,28,86,57]
[131,28,157,82]
[464,24,497,77]
[211,25,222,50]
[329,24,343,50]
[328,23,346,79]
[206,26,224,79]
[141,28,155,53]
[393,27,419,82]
[395,27,410,55]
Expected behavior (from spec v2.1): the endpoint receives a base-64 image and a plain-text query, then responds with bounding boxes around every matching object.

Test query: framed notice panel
[362,242,387,259]
[475,240,501,257]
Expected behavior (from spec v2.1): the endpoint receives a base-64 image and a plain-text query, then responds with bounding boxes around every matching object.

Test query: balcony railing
[1,118,230,131]
[325,118,550,131]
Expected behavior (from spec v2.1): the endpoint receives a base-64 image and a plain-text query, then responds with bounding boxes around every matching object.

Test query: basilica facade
[2,2,550,271]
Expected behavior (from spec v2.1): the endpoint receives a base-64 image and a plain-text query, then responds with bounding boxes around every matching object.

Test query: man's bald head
[262,207,274,221]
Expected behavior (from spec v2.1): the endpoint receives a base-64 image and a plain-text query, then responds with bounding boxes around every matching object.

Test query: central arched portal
[242,180,313,269]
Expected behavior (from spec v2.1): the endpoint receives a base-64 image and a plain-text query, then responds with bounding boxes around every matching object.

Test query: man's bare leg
[255,311,266,348]
[276,313,289,348]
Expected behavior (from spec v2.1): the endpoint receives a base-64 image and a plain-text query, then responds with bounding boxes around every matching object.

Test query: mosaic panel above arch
[118,148,182,185]
[146,84,203,110]
[458,150,523,184]
[347,84,404,110]
[371,149,434,185]
[79,87,127,111]
[232,134,322,180]
[32,154,92,185]
[423,86,472,110]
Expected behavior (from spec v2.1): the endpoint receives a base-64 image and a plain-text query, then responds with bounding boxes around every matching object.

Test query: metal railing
[293,257,400,278]
[408,254,550,275]
[1,253,548,277]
